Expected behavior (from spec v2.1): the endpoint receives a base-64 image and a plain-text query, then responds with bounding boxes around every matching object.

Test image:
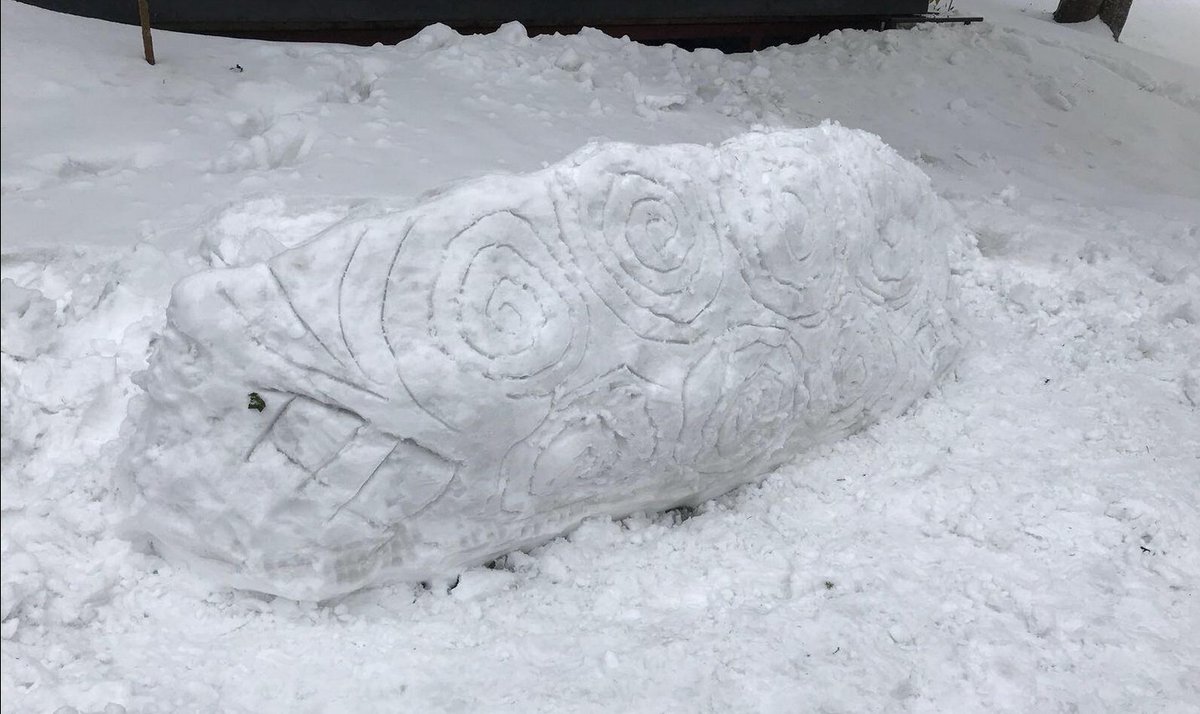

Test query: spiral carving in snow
[502,366,686,513]
[820,296,911,435]
[846,148,929,309]
[122,125,964,600]
[722,133,844,326]
[554,144,725,343]
[381,186,590,420]
[680,325,810,478]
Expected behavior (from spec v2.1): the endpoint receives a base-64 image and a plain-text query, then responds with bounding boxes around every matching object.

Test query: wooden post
[138,0,155,65]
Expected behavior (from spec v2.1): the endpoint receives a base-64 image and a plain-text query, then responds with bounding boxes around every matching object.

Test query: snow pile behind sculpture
[121,124,964,600]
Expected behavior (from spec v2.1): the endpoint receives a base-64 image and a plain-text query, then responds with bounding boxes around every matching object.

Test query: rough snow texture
[123,126,961,599]
[6,1,1199,711]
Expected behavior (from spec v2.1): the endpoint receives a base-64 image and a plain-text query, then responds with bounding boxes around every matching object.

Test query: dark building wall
[20,1,929,28]
[18,0,930,48]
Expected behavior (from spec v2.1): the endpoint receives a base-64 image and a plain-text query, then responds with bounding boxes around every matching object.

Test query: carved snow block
[122,125,963,599]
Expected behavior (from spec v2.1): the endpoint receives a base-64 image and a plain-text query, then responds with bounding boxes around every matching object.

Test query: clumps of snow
[494,21,533,47]
[121,124,964,599]
[0,278,58,360]
[553,47,584,72]
[0,358,44,470]
[197,195,366,268]
[0,541,45,640]
[411,23,461,51]
[209,113,317,173]
[1,245,189,656]
[316,57,379,105]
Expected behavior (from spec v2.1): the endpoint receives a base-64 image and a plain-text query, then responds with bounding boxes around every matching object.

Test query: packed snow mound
[121,124,963,599]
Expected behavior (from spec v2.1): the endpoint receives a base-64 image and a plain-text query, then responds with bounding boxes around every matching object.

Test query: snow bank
[120,124,962,599]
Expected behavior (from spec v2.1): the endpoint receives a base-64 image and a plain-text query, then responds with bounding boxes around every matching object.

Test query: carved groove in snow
[122,125,963,599]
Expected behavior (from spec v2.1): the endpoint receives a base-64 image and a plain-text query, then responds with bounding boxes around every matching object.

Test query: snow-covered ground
[2,0,1197,711]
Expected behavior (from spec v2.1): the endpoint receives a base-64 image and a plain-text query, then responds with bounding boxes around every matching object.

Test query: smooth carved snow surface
[123,125,962,599]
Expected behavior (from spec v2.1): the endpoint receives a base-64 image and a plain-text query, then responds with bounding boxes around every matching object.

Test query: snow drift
[120,124,962,599]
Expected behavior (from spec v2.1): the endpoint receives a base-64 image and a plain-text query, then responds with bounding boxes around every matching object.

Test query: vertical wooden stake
[138,0,155,65]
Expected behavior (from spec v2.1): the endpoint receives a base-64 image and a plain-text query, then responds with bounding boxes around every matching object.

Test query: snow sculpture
[121,125,963,599]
